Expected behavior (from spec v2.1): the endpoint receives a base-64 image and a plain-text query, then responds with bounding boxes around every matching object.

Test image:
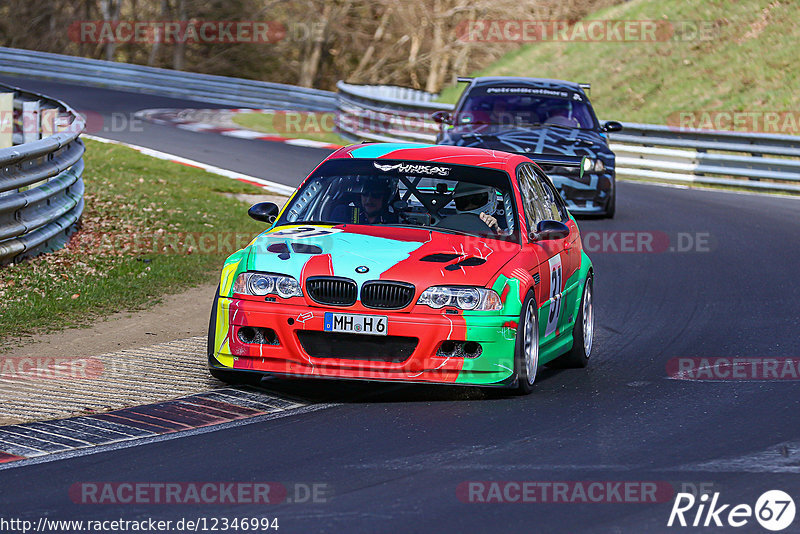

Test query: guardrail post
[0,82,86,264]
[21,100,40,143]
[0,93,11,148]
[41,108,58,137]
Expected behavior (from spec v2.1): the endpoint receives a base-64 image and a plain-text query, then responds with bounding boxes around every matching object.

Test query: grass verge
[0,138,272,343]
[436,0,800,128]
[232,111,350,146]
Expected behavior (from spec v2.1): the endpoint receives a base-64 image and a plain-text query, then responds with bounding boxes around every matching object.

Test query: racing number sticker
[269,227,341,239]
[545,254,563,338]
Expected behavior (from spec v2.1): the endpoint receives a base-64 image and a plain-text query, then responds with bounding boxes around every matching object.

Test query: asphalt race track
[0,75,330,186]
[2,76,799,533]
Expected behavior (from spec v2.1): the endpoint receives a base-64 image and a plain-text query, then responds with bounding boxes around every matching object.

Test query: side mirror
[432,111,452,125]
[248,202,279,224]
[530,220,570,242]
[602,121,623,133]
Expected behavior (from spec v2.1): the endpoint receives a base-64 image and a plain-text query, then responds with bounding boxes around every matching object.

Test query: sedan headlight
[234,272,303,298]
[582,158,605,173]
[593,159,605,172]
[417,286,502,311]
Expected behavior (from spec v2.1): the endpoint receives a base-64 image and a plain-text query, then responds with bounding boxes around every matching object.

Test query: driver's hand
[479,212,500,233]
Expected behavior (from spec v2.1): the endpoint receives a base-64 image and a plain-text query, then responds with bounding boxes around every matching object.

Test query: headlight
[582,158,605,173]
[234,272,303,298]
[417,286,502,311]
[275,276,302,298]
[593,159,605,172]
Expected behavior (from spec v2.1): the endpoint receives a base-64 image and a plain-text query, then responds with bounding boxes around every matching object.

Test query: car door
[531,165,583,326]
[516,163,570,347]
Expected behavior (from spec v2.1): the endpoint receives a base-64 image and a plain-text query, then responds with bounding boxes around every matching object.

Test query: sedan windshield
[456,87,597,130]
[278,158,519,242]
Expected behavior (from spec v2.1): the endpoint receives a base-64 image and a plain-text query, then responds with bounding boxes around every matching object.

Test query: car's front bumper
[210,297,520,387]
[547,170,614,214]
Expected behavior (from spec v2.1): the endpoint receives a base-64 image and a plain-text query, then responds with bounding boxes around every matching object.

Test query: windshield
[455,86,597,130]
[277,158,519,242]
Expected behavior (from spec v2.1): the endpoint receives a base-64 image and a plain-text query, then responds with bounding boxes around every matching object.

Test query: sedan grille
[306,277,357,306]
[361,281,415,310]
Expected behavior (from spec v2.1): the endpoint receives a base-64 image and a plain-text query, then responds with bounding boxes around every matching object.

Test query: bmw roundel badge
[355,266,369,273]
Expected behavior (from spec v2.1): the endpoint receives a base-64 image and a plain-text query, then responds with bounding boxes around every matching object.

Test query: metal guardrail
[2,47,796,194]
[0,82,85,264]
[610,124,800,192]
[0,47,337,111]
[336,83,800,194]
[336,81,446,143]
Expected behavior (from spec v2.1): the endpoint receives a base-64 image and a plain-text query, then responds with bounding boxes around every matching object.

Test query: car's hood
[245,225,519,289]
[440,124,612,160]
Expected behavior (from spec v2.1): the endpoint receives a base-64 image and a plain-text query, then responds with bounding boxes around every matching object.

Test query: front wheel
[514,293,540,395]
[559,274,594,368]
[207,286,262,386]
[603,186,616,219]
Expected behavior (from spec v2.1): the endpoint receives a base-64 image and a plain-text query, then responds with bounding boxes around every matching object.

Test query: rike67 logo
[668,490,796,531]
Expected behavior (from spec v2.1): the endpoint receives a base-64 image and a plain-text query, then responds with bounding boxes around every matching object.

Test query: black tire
[207,286,263,386]
[604,185,616,219]
[558,274,594,368]
[513,292,540,395]
[207,287,219,361]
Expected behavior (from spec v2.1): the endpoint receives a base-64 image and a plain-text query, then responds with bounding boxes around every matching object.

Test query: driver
[453,183,509,235]
[542,100,580,128]
[490,98,511,125]
[331,178,398,224]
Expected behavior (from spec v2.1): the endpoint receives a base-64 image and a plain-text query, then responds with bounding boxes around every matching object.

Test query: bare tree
[98,0,121,61]
[0,0,623,91]
[172,0,187,70]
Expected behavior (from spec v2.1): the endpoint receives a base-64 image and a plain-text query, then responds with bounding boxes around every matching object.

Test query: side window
[531,166,564,222]
[516,164,548,231]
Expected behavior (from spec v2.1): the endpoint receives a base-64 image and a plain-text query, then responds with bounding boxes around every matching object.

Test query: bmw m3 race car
[434,76,622,218]
[208,143,594,393]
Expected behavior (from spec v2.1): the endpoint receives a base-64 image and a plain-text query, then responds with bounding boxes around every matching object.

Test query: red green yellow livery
[209,143,594,394]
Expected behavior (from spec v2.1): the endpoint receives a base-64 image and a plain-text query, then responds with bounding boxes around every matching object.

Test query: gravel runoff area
[0,337,212,425]
[0,194,290,425]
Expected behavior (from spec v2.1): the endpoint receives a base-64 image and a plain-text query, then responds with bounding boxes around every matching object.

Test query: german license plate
[323,312,387,336]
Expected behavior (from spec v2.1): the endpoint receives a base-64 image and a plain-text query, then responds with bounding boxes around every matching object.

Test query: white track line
[83,134,295,196]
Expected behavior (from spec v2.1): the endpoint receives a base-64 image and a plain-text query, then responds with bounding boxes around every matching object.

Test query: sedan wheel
[557,274,594,368]
[515,294,539,394]
[582,280,594,357]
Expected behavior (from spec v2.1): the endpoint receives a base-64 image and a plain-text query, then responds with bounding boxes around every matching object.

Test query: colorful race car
[434,76,622,218]
[208,143,594,393]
